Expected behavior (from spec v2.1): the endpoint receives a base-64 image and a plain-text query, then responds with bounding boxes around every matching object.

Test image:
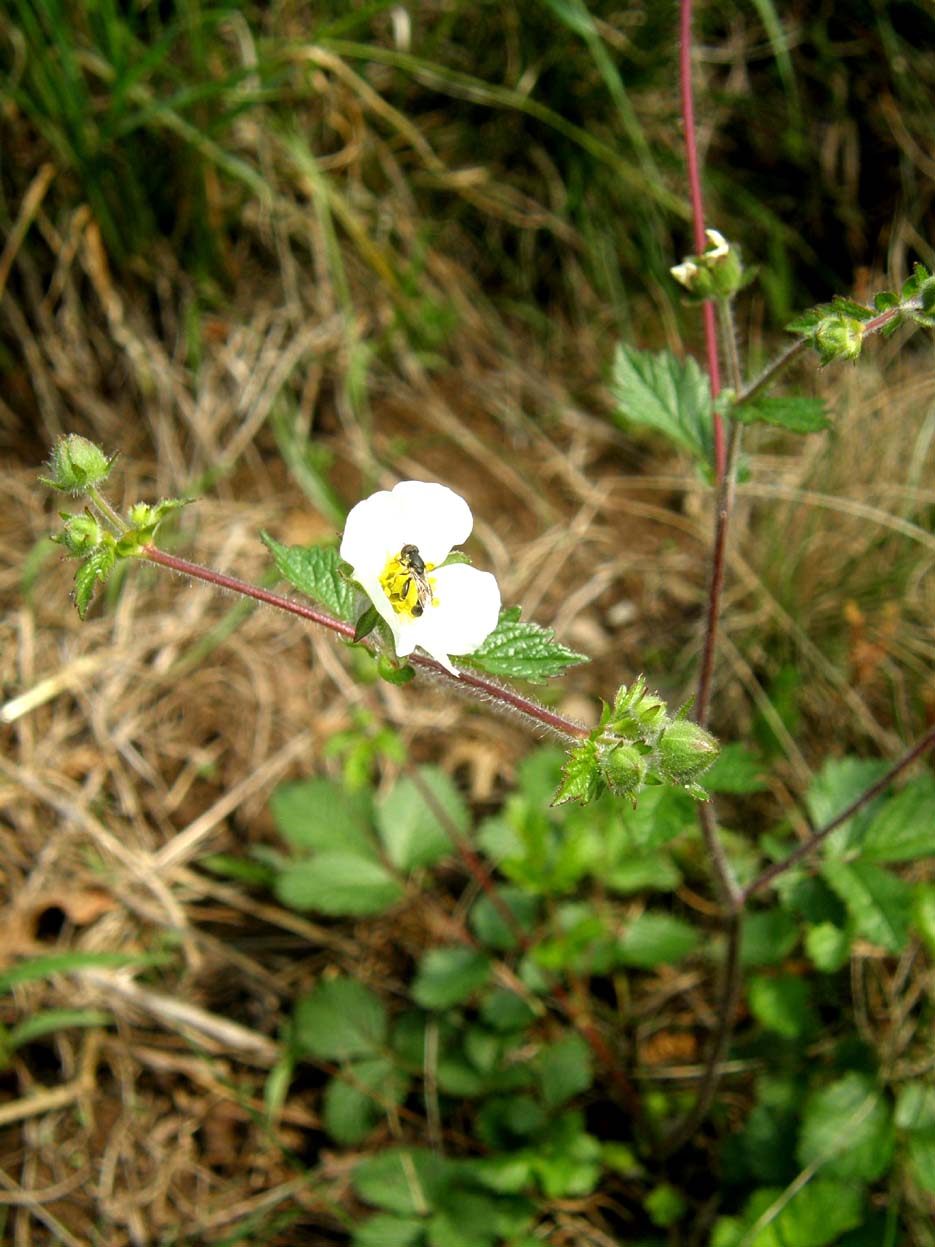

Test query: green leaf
[644,1183,687,1229]
[807,757,889,858]
[732,395,831,433]
[411,947,491,1009]
[469,888,540,952]
[479,989,537,1033]
[323,1057,406,1146]
[8,1009,112,1049]
[73,543,116,618]
[466,608,587,682]
[894,1081,935,1132]
[538,1033,593,1109]
[276,853,402,916]
[748,975,814,1040]
[426,1192,506,1247]
[797,1072,893,1182]
[261,534,357,622]
[858,774,935,863]
[821,860,911,952]
[0,950,165,994]
[804,922,851,972]
[740,909,799,968]
[713,1179,864,1247]
[352,1214,425,1247]
[552,738,601,806]
[353,1149,451,1216]
[604,851,681,894]
[912,883,935,958]
[292,978,387,1061]
[270,778,376,856]
[616,912,698,968]
[375,767,466,871]
[610,343,714,469]
[907,1136,935,1196]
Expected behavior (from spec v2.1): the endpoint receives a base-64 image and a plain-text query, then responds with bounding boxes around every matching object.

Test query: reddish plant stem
[679,0,724,481]
[694,418,742,728]
[742,723,935,903]
[141,545,589,742]
[660,911,742,1155]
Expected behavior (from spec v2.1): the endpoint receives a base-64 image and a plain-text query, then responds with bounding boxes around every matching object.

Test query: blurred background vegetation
[2,2,935,1244]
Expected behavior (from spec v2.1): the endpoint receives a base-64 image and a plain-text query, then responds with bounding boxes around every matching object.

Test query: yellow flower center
[379,546,438,619]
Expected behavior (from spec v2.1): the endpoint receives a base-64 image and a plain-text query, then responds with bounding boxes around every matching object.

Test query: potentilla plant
[35,22,935,1247]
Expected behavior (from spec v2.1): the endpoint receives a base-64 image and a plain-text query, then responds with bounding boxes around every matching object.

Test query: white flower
[340,481,501,675]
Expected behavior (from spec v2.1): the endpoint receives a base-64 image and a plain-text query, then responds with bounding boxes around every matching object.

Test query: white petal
[340,490,407,577]
[407,562,501,670]
[386,481,473,566]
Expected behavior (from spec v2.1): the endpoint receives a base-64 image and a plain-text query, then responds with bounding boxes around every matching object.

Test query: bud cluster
[554,677,720,806]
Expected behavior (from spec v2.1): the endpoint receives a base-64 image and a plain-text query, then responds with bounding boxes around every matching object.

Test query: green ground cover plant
[4,2,935,1245]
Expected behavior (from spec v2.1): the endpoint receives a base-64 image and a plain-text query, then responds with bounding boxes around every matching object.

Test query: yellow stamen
[379,550,437,619]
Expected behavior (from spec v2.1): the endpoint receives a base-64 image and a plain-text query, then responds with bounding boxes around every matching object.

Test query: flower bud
[657,719,719,784]
[39,435,115,494]
[815,316,863,364]
[671,230,743,300]
[600,742,649,800]
[55,512,102,556]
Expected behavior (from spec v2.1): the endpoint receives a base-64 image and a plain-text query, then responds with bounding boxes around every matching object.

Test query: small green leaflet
[73,544,116,619]
[610,343,714,471]
[731,395,831,434]
[466,607,587,682]
[261,533,357,622]
[552,738,601,806]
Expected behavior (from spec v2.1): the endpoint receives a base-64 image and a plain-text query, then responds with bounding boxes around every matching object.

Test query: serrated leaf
[467,611,587,682]
[821,860,911,952]
[262,533,356,621]
[539,1033,593,1109]
[858,775,935,863]
[610,343,714,468]
[293,978,387,1061]
[270,778,376,856]
[375,766,466,871]
[275,853,403,916]
[732,395,831,434]
[353,1148,451,1215]
[807,757,889,857]
[616,912,698,968]
[797,1072,893,1181]
[73,544,116,618]
[411,947,491,1009]
[552,739,601,806]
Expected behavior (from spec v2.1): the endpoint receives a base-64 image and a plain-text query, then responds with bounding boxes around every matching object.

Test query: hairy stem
[660,911,743,1155]
[140,544,589,742]
[86,484,126,535]
[679,0,724,479]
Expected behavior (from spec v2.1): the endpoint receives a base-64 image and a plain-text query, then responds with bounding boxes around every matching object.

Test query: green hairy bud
[658,719,720,785]
[600,743,649,801]
[54,512,103,556]
[39,435,115,495]
[815,316,864,364]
